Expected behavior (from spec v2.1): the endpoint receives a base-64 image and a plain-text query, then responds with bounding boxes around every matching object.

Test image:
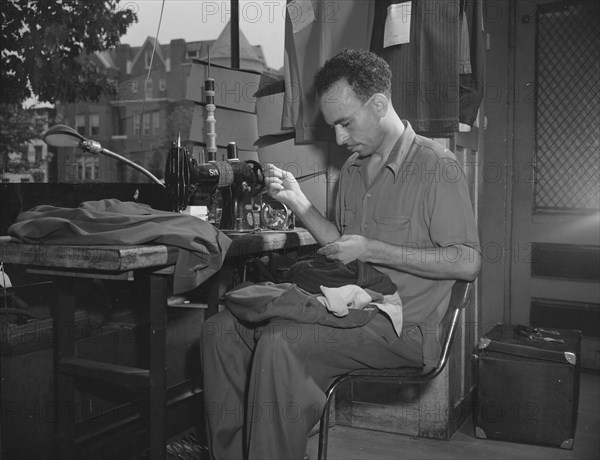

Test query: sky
[121,0,286,69]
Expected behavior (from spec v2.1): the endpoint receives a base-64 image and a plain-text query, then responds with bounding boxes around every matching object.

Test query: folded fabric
[225,282,378,329]
[7,199,231,294]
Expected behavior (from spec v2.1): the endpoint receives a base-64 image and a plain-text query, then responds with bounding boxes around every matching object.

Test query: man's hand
[263,163,341,245]
[264,163,304,208]
[317,234,369,265]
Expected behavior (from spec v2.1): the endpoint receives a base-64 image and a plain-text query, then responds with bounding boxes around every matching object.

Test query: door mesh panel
[534,2,600,212]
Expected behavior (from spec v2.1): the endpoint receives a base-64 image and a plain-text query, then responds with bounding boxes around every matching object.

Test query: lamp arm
[80,140,165,188]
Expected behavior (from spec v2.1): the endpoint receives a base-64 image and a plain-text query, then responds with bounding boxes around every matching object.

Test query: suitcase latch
[564,351,577,365]
[478,337,491,349]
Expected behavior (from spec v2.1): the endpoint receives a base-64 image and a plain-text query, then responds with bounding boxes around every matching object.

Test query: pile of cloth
[225,255,403,334]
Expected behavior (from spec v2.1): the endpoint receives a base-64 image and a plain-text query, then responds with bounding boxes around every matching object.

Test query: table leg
[54,281,76,459]
[147,272,168,460]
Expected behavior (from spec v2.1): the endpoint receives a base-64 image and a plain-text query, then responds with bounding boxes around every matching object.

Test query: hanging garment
[371,0,461,136]
[459,0,486,128]
[283,0,375,142]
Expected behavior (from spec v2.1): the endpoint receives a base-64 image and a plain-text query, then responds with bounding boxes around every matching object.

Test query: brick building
[56,23,269,183]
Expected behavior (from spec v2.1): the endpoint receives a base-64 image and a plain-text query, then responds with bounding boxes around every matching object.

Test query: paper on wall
[287,0,316,34]
[384,1,412,48]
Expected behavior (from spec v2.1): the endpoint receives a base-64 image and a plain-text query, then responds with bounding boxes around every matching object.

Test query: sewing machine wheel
[260,200,293,230]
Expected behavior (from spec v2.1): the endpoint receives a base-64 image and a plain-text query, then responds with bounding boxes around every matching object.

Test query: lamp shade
[43,124,85,148]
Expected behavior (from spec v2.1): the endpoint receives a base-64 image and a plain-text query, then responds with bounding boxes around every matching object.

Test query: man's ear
[370,93,389,117]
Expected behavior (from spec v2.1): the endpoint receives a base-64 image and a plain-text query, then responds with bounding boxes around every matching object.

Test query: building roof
[118,20,266,71]
[130,36,167,70]
[207,21,265,65]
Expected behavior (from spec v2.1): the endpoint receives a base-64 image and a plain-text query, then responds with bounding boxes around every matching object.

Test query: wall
[480,0,513,328]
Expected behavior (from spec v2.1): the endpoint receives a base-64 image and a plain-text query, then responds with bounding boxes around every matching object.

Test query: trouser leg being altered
[200,309,422,460]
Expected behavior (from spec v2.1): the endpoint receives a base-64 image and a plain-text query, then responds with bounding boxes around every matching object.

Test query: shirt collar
[349,121,416,179]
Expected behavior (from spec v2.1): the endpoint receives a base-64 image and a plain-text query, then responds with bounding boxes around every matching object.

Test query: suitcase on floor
[474,324,581,449]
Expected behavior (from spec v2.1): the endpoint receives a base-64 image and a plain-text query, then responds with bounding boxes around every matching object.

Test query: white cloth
[317,284,403,336]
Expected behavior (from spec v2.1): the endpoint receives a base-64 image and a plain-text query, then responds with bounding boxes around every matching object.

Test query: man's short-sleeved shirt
[335,121,480,365]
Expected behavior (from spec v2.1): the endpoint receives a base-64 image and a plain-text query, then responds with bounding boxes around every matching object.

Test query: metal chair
[317,280,473,460]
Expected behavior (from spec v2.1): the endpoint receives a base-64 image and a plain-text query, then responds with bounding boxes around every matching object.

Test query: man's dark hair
[313,48,392,102]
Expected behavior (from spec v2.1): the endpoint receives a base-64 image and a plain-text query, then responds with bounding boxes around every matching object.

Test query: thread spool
[205,77,217,162]
[227,142,238,161]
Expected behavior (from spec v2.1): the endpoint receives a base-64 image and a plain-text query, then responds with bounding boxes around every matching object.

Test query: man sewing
[201,48,481,460]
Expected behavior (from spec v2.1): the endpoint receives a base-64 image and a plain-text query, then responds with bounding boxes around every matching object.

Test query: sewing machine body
[164,141,294,231]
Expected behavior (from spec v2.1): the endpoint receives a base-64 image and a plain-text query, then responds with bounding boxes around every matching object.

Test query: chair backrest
[429,280,473,379]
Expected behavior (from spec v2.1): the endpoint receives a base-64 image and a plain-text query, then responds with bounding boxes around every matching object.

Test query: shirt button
[366,193,371,198]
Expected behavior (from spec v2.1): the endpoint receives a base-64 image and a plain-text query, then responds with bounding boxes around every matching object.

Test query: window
[85,156,99,180]
[112,106,126,136]
[145,78,153,99]
[69,156,99,181]
[0,2,286,185]
[153,111,160,135]
[76,114,86,135]
[68,161,79,182]
[89,113,100,136]
[34,145,43,163]
[143,113,150,135]
[133,113,141,136]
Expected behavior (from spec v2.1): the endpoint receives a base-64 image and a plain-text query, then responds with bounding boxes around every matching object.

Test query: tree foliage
[0,104,46,172]
[1,0,137,105]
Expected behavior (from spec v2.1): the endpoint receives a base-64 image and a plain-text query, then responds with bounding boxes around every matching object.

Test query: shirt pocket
[373,216,411,244]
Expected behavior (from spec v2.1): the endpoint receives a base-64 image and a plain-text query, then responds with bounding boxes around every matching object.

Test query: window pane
[143,113,150,135]
[153,111,160,134]
[76,114,86,135]
[89,113,100,136]
[3,5,285,185]
[133,113,141,136]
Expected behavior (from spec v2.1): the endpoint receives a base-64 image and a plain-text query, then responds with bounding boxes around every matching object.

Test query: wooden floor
[306,370,599,460]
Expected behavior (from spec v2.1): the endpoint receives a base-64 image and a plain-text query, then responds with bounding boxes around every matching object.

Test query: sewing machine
[164,137,270,231]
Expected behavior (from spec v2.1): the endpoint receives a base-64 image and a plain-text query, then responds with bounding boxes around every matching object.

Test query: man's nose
[334,125,348,146]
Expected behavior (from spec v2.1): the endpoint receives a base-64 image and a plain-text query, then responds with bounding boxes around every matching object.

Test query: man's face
[319,80,383,158]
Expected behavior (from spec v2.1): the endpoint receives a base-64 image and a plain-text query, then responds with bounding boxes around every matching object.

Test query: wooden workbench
[0,229,317,459]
